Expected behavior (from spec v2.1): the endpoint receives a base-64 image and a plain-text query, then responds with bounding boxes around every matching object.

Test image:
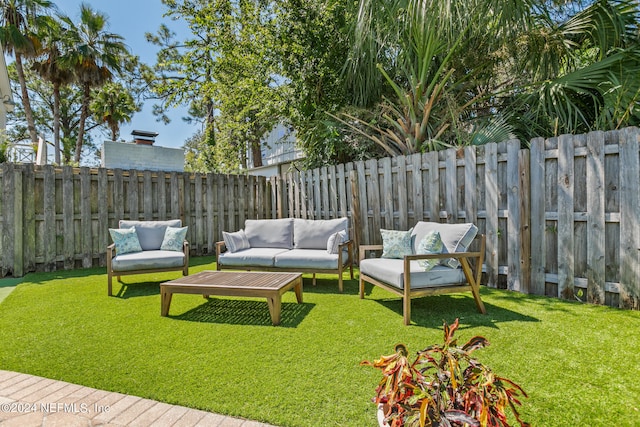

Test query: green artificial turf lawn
[1,256,639,426]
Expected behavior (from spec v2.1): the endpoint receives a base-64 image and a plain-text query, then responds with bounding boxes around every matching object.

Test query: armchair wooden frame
[359,235,487,325]
[107,241,189,296]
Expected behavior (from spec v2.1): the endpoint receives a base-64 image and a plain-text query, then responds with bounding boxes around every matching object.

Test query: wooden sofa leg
[338,274,343,293]
[471,282,487,314]
[359,277,365,299]
[108,273,113,296]
[312,273,316,286]
[403,297,411,326]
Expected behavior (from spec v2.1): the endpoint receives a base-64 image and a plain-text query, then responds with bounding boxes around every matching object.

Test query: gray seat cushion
[217,247,289,267]
[360,258,465,289]
[274,249,347,269]
[119,220,182,251]
[111,250,185,272]
[244,218,294,249]
[293,218,348,249]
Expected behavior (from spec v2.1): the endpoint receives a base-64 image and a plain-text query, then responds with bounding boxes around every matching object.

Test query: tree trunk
[250,139,263,168]
[14,54,38,143]
[53,83,61,164]
[74,83,91,163]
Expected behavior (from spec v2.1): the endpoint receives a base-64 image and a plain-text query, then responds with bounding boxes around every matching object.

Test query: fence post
[586,131,606,305]
[619,127,640,309]
[506,140,521,291]
[13,166,23,277]
[557,134,575,299]
[529,137,546,295]
[62,166,74,270]
[484,143,499,287]
[349,169,362,258]
[23,164,35,273]
[519,148,531,294]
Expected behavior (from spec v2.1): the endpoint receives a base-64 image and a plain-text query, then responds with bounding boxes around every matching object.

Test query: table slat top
[162,271,302,291]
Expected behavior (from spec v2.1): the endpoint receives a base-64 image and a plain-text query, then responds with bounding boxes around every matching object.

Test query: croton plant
[361,319,530,427]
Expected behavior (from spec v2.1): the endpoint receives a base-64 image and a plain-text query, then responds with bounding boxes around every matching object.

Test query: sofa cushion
[411,222,478,268]
[119,220,182,251]
[161,226,188,251]
[293,217,348,249]
[274,249,347,270]
[111,250,185,272]
[381,228,413,259]
[223,229,250,253]
[360,258,465,289]
[244,218,294,249]
[109,227,142,255]
[217,247,288,267]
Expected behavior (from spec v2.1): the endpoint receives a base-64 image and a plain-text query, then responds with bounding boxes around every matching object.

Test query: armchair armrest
[215,241,226,258]
[107,243,115,259]
[359,244,383,263]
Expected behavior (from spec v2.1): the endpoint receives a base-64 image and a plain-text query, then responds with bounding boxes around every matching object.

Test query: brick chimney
[131,130,159,145]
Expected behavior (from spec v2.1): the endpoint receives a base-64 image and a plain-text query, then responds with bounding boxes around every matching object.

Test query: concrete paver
[0,370,278,427]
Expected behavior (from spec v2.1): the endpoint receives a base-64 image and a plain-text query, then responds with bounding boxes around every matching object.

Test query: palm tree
[60,3,127,163]
[90,81,138,141]
[516,0,640,138]
[32,16,74,164]
[0,0,52,144]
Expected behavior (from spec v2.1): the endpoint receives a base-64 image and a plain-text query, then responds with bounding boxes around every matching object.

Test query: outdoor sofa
[359,221,486,325]
[216,217,353,292]
[107,219,189,296]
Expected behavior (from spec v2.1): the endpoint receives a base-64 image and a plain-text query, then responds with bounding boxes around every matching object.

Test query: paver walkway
[0,370,277,427]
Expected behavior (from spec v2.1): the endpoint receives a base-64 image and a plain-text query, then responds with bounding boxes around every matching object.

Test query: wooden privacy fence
[1,126,639,309]
[269,127,640,309]
[0,165,272,277]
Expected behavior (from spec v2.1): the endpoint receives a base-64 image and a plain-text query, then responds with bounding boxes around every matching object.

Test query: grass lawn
[0,256,639,426]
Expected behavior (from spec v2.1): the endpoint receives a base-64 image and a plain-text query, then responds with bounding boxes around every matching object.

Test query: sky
[52,0,194,149]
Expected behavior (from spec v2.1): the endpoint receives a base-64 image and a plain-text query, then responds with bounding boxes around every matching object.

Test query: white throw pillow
[327,230,348,254]
[223,229,250,253]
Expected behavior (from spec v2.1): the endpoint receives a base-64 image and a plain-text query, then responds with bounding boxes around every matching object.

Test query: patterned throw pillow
[416,231,444,271]
[109,227,142,255]
[380,228,413,259]
[222,229,250,253]
[327,230,348,254]
[160,226,188,252]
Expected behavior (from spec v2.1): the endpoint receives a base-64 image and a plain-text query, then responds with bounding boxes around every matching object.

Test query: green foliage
[90,81,139,141]
[0,130,9,163]
[59,4,128,163]
[363,319,529,427]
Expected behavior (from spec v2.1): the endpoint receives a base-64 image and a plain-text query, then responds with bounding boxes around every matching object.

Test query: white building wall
[101,141,185,171]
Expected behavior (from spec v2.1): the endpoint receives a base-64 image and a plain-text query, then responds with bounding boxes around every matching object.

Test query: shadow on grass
[113,281,162,298]
[301,276,361,296]
[169,297,315,327]
[374,293,540,329]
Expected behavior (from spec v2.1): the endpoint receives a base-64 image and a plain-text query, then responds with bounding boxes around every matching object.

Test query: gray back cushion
[411,221,478,254]
[294,218,349,249]
[119,219,182,251]
[244,218,294,249]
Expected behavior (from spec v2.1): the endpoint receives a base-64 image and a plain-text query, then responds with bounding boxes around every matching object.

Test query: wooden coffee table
[160,271,303,325]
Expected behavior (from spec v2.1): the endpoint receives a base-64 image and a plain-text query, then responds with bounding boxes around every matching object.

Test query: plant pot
[377,403,389,427]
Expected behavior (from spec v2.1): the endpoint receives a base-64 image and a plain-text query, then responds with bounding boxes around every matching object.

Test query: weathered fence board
[586,131,606,305]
